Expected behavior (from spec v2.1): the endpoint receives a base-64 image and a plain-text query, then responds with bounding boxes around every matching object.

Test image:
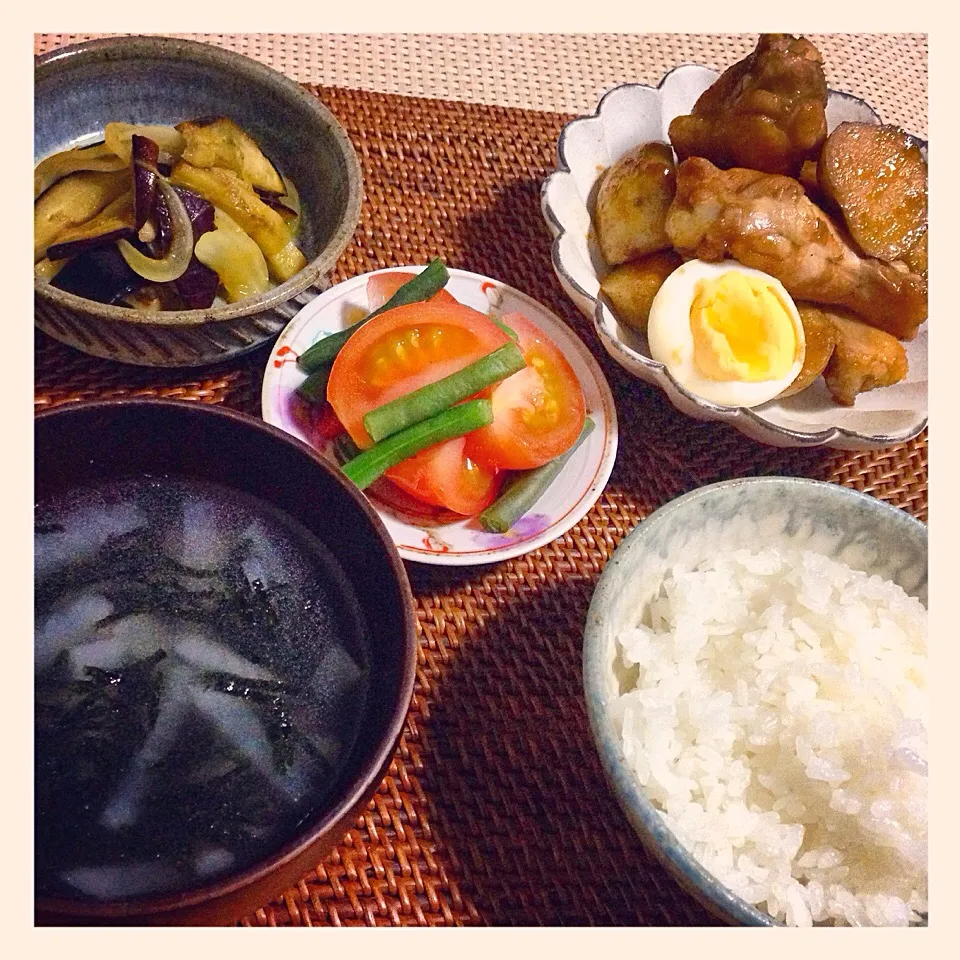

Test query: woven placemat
[34,74,928,927]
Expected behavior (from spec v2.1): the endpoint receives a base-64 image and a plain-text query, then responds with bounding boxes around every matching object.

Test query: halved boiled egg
[647,260,805,407]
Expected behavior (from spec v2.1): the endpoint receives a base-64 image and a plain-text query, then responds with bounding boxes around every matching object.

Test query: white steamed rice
[614,546,927,927]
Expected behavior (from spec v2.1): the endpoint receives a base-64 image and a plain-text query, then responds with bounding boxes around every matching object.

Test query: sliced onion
[117,178,193,283]
[280,173,301,239]
[194,207,270,303]
[35,257,68,282]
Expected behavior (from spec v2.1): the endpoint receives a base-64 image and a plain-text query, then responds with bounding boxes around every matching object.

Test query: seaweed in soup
[35,648,167,816]
[34,476,369,901]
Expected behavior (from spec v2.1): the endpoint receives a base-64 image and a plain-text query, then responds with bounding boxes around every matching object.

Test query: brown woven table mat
[34,82,928,927]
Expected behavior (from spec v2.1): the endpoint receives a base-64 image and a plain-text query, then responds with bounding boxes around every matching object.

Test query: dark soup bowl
[34,399,416,925]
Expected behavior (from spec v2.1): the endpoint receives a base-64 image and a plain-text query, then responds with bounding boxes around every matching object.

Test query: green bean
[342,400,493,490]
[363,342,525,442]
[296,259,450,373]
[479,418,595,534]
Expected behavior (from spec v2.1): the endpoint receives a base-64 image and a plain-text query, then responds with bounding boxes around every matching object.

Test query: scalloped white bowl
[541,65,928,450]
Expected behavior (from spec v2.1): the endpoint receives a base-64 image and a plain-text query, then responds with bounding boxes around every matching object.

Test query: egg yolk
[689,272,798,382]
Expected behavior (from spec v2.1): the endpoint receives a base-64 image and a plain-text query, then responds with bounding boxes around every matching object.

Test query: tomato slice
[386,437,502,515]
[288,396,344,449]
[465,312,586,471]
[366,271,458,311]
[327,300,510,447]
[326,299,511,514]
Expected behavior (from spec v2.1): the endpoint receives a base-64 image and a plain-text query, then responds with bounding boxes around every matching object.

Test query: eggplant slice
[51,246,145,304]
[34,170,131,262]
[36,117,306,311]
[46,192,136,262]
[177,117,285,194]
[34,142,128,201]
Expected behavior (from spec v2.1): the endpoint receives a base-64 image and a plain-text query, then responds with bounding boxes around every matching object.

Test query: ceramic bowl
[541,67,928,450]
[582,477,927,925]
[35,37,363,367]
[34,399,416,925]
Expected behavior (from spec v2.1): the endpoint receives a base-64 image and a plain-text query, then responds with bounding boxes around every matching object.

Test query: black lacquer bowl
[34,399,416,925]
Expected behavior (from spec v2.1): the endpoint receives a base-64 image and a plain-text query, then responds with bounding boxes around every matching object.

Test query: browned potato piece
[797,158,844,222]
[779,304,839,397]
[820,307,908,405]
[818,122,927,264]
[798,159,819,196]
[599,251,683,333]
[904,225,928,279]
[594,143,676,266]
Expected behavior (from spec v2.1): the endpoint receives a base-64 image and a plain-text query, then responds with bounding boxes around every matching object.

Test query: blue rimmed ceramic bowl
[35,36,363,367]
[582,477,927,925]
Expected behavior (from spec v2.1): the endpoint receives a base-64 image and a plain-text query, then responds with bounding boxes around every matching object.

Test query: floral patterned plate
[261,266,618,566]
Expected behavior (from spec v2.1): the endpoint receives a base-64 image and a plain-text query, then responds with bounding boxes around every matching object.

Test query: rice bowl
[582,477,927,926]
[614,546,926,925]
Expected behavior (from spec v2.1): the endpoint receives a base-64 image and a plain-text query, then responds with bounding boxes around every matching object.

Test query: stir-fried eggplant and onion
[34,118,305,311]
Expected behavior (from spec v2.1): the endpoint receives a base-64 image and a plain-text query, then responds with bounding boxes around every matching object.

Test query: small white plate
[541,66,928,450]
[262,266,619,566]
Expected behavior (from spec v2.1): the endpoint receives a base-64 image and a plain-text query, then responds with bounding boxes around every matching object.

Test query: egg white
[647,260,805,408]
